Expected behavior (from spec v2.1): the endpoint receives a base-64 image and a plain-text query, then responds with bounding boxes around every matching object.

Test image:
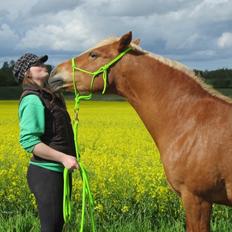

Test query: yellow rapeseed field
[0,100,185,225]
[1,99,231,231]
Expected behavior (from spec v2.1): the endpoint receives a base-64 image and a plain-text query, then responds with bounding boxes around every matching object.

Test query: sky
[0,0,232,70]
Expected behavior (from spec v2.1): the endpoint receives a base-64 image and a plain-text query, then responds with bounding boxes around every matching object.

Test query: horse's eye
[89,51,98,59]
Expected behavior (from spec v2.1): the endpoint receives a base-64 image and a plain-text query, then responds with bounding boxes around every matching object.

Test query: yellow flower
[121,205,129,213]
[0,100,179,221]
[94,203,104,213]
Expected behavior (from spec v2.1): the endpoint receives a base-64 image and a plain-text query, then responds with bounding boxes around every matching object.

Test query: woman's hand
[32,143,79,171]
[61,154,79,171]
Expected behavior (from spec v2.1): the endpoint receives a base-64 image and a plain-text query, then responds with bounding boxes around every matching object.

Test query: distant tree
[2,61,9,70]
[9,60,15,68]
[0,59,231,88]
[0,61,17,86]
[194,68,232,88]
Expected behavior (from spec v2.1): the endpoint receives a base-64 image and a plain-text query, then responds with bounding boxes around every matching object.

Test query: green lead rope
[69,46,132,231]
[28,161,72,223]
[29,47,132,232]
[63,168,71,223]
[71,85,96,232]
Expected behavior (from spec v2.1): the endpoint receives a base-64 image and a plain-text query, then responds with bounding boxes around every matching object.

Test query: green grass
[0,208,185,232]
[1,210,232,232]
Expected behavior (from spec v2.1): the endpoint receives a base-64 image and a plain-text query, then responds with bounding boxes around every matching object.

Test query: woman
[13,53,79,232]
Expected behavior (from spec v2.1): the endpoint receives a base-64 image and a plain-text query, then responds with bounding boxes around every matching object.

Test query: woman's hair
[22,70,66,106]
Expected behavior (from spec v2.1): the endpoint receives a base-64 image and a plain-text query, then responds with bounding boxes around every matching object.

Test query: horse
[48,31,232,232]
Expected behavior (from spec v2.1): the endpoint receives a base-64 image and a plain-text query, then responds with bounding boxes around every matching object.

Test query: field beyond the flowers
[0,100,231,232]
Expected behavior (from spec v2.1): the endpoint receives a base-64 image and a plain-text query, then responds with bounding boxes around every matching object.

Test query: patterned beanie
[13,53,48,84]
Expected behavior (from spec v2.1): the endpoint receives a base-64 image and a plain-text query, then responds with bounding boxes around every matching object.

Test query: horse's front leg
[181,190,212,232]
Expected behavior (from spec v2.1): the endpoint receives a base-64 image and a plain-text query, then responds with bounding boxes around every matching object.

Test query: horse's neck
[113,54,208,154]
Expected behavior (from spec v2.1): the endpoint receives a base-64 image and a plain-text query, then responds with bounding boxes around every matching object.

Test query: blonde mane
[90,37,232,104]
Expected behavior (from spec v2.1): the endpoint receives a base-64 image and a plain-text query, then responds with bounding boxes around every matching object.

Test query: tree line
[194,69,232,89]
[0,60,232,89]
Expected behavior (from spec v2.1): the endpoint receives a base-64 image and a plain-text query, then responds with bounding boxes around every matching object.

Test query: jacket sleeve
[18,94,45,153]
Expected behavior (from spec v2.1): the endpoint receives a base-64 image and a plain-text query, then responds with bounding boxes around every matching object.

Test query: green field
[0,100,231,231]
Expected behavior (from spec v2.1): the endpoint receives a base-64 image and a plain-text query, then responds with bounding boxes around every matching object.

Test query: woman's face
[29,64,49,86]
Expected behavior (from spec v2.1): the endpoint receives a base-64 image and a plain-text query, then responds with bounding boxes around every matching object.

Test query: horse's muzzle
[48,76,64,91]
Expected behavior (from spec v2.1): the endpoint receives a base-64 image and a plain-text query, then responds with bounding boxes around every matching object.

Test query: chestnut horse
[48,32,232,232]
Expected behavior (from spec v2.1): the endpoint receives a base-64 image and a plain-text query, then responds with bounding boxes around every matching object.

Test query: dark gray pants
[27,164,72,232]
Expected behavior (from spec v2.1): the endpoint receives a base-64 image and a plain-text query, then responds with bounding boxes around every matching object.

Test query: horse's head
[48,31,138,94]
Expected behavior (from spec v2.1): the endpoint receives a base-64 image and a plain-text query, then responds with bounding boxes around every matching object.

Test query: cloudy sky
[0,0,232,70]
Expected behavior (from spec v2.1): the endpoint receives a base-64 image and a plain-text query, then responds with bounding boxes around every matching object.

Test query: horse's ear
[118,31,132,52]
[132,38,141,46]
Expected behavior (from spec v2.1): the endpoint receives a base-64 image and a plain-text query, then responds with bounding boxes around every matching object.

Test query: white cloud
[30,0,83,15]
[82,0,202,16]
[0,24,19,53]
[1,0,232,70]
[0,0,36,21]
[18,9,97,52]
[19,23,91,51]
[218,32,232,48]
[189,0,232,22]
